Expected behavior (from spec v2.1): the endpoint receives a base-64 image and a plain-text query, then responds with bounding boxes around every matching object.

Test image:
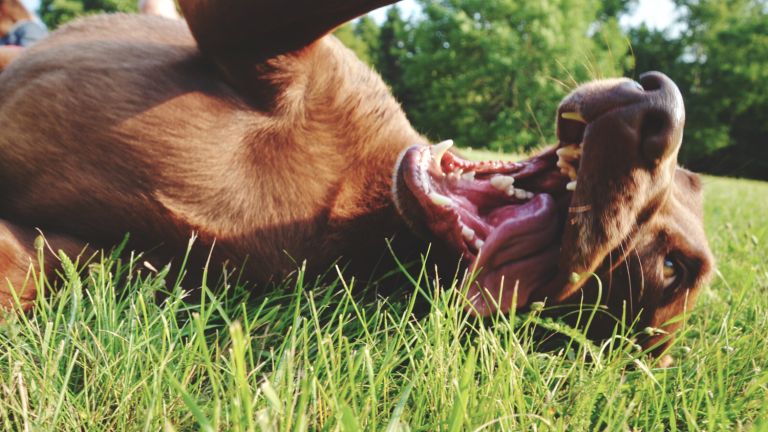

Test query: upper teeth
[514,189,529,200]
[556,145,582,159]
[431,140,454,172]
[556,143,581,181]
[561,111,587,124]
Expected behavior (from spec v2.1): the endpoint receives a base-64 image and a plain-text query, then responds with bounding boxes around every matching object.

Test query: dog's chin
[392,139,579,315]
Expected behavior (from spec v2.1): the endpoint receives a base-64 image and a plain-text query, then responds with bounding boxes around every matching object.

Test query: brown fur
[0,0,712,361]
[0,3,426,310]
[0,45,21,69]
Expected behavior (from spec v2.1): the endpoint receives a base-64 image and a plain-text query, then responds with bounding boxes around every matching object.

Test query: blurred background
[23,0,768,179]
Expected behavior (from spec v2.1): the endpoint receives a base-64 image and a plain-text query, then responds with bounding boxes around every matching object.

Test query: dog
[0,0,713,357]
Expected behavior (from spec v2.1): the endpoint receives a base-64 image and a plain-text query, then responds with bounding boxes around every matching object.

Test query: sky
[368,0,679,31]
[22,0,679,31]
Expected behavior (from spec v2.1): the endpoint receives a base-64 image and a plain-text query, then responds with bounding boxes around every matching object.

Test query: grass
[0,175,766,431]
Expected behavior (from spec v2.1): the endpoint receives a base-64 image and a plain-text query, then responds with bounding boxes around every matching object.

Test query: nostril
[639,73,664,92]
[641,109,672,163]
[641,110,668,139]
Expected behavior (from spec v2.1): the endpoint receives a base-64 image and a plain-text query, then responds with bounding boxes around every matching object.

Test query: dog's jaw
[392,73,713,355]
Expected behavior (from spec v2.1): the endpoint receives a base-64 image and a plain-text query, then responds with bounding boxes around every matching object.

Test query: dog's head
[394,72,714,352]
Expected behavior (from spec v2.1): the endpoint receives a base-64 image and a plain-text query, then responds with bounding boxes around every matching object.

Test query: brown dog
[0,0,712,355]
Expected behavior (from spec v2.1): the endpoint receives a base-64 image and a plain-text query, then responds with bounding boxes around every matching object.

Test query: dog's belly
[0,17,312,271]
[0,14,420,281]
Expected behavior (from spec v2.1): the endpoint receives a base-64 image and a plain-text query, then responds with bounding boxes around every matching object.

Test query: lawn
[0,174,766,431]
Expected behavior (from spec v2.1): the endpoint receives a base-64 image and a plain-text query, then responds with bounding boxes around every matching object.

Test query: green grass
[1,175,767,431]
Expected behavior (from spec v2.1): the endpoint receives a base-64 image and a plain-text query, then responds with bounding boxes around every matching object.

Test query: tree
[354,16,381,61]
[39,0,136,29]
[334,23,375,65]
[628,0,768,176]
[334,17,380,67]
[392,0,629,152]
[376,6,410,103]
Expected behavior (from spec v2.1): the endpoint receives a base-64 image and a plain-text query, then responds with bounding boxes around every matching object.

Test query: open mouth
[394,74,685,316]
[394,110,590,313]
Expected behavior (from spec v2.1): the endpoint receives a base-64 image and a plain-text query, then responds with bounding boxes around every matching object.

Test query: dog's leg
[179,0,398,58]
[0,220,90,311]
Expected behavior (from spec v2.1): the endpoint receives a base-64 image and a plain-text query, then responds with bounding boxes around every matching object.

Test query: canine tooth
[556,145,582,159]
[514,189,528,199]
[490,175,515,191]
[566,180,577,191]
[461,171,476,181]
[474,239,484,250]
[561,111,587,124]
[558,163,577,180]
[431,140,453,161]
[461,225,475,241]
[428,192,453,207]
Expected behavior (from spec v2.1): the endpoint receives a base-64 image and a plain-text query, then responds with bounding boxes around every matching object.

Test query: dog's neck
[205,35,430,279]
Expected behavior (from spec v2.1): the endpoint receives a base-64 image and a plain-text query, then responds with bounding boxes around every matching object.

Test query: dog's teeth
[461,171,476,181]
[566,180,577,191]
[557,161,577,180]
[506,186,516,196]
[514,189,528,199]
[561,111,587,124]
[490,175,515,191]
[474,239,484,250]
[428,192,453,207]
[461,225,475,241]
[431,140,453,165]
[556,145,582,159]
[526,191,534,199]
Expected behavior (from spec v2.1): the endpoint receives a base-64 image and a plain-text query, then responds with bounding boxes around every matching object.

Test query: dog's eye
[662,257,681,291]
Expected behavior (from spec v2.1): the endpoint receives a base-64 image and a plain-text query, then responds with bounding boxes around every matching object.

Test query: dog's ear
[178,0,398,59]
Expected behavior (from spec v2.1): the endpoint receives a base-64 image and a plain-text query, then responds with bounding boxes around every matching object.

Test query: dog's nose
[635,72,685,165]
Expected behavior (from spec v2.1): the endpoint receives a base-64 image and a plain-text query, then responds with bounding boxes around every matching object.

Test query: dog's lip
[556,79,648,142]
[553,77,685,298]
[393,141,571,314]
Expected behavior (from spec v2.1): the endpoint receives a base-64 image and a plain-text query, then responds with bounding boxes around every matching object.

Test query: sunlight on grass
[0,175,766,430]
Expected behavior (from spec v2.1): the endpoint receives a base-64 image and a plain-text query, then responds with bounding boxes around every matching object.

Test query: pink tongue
[468,194,560,315]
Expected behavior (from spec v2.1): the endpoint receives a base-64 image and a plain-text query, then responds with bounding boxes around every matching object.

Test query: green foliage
[380,0,630,152]
[628,0,768,176]
[598,0,636,20]
[334,21,377,66]
[34,0,768,176]
[39,0,137,29]
[376,6,410,103]
[0,175,766,429]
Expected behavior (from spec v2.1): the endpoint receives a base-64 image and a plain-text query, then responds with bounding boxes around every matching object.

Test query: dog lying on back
[0,0,713,356]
